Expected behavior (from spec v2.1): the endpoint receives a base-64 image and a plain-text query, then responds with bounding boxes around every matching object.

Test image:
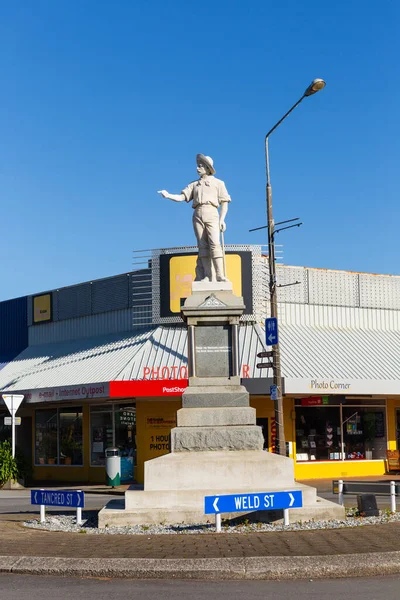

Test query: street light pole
[265,78,325,456]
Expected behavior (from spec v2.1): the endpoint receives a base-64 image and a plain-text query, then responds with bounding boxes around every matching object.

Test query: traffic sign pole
[2,394,24,459]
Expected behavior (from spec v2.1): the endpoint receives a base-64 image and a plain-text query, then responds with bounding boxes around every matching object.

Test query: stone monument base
[98,451,344,527]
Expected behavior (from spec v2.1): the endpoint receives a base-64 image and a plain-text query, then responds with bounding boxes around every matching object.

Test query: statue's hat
[196,154,216,175]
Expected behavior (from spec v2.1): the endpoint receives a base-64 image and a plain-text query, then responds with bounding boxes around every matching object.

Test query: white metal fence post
[390,480,396,513]
[338,480,344,506]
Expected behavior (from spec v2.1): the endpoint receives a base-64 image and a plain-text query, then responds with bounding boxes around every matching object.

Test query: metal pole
[77,490,83,525]
[11,397,15,459]
[40,489,45,523]
[215,513,221,532]
[266,137,285,456]
[338,480,344,506]
[390,480,396,513]
[283,508,289,526]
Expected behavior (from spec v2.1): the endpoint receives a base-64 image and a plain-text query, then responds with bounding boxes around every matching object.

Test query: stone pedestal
[99,283,345,527]
[171,285,264,452]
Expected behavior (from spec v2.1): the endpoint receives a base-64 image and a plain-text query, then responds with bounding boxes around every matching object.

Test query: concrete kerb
[2,553,400,580]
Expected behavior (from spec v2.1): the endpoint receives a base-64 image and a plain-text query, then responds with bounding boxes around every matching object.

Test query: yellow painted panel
[295,460,386,480]
[169,254,242,313]
[136,399,181,483]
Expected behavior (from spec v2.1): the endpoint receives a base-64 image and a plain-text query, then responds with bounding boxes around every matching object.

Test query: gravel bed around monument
[24,509,400,535]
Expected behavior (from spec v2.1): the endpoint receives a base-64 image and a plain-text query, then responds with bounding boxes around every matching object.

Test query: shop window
[116,405,136,482]
[296,407,340,461]
[295,404,387,462]
[90,406,113,466]
[343,407,386,460]
[59,408,83,465]
[35,407,83,466]
[35,409,58,465]
[90,403,136,481]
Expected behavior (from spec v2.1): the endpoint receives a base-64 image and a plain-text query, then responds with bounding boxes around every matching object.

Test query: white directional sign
[4,417,21,426]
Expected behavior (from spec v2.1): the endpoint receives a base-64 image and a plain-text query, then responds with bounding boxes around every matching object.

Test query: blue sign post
[31,489,85,524]
[205,490,302,515]
[270,385,278,401]
[265,317,278,346]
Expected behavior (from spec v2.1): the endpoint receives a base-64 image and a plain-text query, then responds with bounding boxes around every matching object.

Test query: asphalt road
[0,490,118,514]
[2,574,400,599]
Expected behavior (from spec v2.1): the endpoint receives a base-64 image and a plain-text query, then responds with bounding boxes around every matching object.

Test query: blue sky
[1,1,399,300]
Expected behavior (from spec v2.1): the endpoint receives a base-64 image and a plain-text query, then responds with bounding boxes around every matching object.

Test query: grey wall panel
[359,273,400,310]
[57,283,92,320]
[277,266,308,304]
[308,269,359,307]
[29,308,133,345]
[92,274,129,314]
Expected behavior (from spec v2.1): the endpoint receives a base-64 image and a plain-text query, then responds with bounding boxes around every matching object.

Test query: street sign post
[2,394,24,458]
[4,417,21,426]
[257,351,273,359]
[31,489,85,524]
[204,490,302,531]
[265,317,278,346]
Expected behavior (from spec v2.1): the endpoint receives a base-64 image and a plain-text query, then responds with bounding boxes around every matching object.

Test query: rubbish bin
[105,447,121,487]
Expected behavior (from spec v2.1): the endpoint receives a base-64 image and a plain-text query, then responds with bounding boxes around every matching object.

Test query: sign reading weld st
[204,490,302,514]
[265,317,278,346]
[31,489,85,508]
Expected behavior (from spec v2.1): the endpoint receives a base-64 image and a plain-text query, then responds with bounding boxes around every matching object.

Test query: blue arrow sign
[31,489,85,508]
[204,490,302,514]
[270,385,278,400]
[265,317,278,346]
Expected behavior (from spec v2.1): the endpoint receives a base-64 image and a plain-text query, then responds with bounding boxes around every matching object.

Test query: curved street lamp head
[304,78,326,97]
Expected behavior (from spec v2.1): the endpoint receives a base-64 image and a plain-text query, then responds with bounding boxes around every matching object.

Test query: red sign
[110,379,188,398]
[301,397,323,406]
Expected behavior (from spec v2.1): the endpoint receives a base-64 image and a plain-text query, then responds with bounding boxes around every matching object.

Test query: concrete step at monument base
[98,486,344,527]
[144,450,296,491]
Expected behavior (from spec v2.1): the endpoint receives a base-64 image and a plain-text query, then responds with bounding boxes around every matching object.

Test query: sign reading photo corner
[159,251,253,317]
[33,293,52,324]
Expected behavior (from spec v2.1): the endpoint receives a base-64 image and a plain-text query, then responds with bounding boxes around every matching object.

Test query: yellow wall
[135,398,182,483]
[30,395,400,484]
[295,460,386,479]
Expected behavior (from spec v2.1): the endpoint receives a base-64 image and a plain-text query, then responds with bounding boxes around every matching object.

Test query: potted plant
[37,437,57,465]
[60,437,81,465]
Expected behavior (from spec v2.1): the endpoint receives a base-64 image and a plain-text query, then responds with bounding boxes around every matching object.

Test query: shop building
[0,245,400,483]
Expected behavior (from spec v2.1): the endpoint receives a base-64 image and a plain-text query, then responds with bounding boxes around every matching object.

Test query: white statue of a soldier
[158,154,230,282]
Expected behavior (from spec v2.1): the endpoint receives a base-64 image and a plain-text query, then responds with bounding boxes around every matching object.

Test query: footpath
[1,476,400,581]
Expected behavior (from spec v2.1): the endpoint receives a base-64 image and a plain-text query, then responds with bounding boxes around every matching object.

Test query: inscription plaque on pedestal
[195,325,232,378]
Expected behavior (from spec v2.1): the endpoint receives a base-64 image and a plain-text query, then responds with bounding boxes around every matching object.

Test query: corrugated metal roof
[279,324,400,381]
[0,324,268,392]
[3,321,399,394]
[0,328,155,391]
